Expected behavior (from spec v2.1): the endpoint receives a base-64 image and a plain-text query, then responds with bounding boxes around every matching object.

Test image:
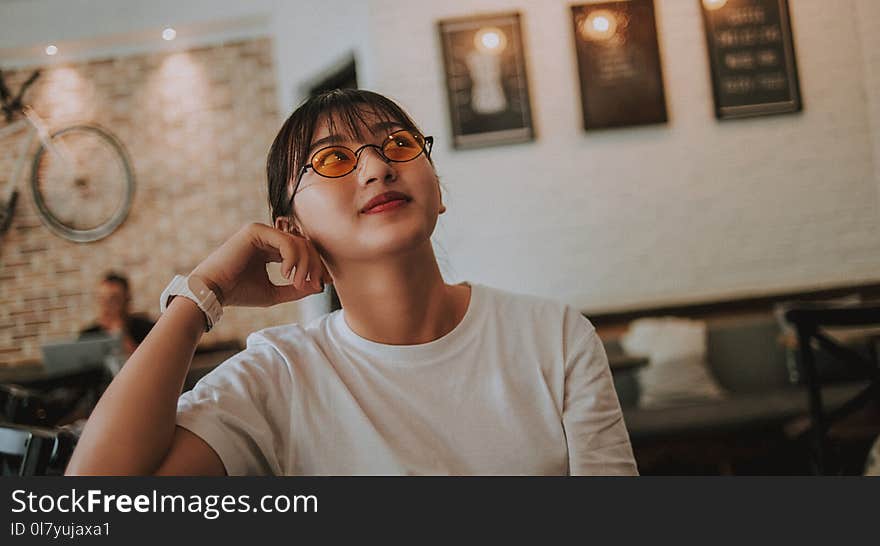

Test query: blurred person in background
[80,271,155,355]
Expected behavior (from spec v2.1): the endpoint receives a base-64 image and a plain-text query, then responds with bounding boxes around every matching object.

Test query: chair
[784,302,880,475]
[0,422,77,476]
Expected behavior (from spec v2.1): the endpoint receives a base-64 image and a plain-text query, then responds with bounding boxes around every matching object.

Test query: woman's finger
[306,243,325,290]
[271,281,320,304]
[251,224,299,279]
[304,242,332,285]
[291,244,311,290]
[263,249,283,263]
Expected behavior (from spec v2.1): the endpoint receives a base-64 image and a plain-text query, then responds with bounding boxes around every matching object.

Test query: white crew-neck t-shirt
[176,283,638,475]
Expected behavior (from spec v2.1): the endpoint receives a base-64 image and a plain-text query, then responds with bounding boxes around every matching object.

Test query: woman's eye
[318,150,352,166]
[392,135,416,148]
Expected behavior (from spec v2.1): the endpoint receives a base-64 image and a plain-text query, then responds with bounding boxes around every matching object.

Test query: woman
[66,89,637,476]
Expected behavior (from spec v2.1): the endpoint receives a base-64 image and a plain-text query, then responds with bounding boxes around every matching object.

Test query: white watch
[159,275,223,332]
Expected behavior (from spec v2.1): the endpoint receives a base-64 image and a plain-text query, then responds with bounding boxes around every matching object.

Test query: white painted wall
[855,0,880,217]
[2,0,878,316]
[370,0,880,312]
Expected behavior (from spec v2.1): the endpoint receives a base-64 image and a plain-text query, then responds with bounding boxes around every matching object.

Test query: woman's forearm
[65,297,207,475]
[65,223,325,475]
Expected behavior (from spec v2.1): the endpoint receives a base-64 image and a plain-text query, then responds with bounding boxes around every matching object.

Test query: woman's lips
[362,199,409,214]
[360,190,412,213]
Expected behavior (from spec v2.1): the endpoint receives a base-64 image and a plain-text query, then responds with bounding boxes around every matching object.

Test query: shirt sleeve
[562,312,639,476]
[175,339,292,476]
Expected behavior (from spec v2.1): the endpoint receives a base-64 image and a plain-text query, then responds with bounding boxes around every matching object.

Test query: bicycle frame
[0,115,34,201]
[0,107,74,201]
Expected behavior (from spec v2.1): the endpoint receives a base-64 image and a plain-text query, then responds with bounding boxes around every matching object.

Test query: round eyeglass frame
[289,129,434,206]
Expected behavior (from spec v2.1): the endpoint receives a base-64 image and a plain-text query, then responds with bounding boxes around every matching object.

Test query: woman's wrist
[190,273,225,306]
[166,295,212,338]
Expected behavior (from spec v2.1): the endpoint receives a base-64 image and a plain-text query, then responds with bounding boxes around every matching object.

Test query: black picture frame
[437,12,535,149]
[571,0,668,130]
[700,0,802,120]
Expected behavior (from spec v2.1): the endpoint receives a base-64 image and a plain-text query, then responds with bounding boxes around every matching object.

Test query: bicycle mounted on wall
[0,69,135,242]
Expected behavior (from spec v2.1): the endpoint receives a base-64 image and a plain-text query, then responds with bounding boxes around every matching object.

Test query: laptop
[39,335,122,377]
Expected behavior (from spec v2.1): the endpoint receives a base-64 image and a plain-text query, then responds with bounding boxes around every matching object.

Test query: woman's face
[286,111,444,263]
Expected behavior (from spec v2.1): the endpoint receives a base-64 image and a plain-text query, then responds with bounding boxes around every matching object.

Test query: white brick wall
[368,0,880,313]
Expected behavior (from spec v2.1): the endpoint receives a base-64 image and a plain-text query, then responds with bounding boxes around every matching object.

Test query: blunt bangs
[267,89,425,221]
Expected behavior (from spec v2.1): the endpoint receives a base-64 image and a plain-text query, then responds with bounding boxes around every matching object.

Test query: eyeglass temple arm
[288,167,309,209]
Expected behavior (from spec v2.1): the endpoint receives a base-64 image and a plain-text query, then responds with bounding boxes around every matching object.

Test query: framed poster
[438,12,535,149]
[700,0,802,119]
[571,0,668,130]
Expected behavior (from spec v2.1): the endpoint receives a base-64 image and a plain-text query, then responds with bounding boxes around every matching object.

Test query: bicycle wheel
[31,124,135,243]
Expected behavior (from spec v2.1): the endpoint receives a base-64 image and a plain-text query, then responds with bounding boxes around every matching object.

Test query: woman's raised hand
[190,223,331,308]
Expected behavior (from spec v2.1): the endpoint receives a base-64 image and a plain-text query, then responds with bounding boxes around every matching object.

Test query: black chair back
[784,302,880,474]
[0,422,77,476]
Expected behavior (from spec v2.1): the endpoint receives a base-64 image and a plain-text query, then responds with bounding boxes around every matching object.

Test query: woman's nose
[356,146,396,185]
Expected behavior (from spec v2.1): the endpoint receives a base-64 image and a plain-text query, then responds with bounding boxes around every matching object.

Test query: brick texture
[0,38,304,367]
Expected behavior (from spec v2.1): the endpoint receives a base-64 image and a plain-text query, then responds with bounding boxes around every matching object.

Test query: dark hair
[102,271,129,294]
[266,89,427,222]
